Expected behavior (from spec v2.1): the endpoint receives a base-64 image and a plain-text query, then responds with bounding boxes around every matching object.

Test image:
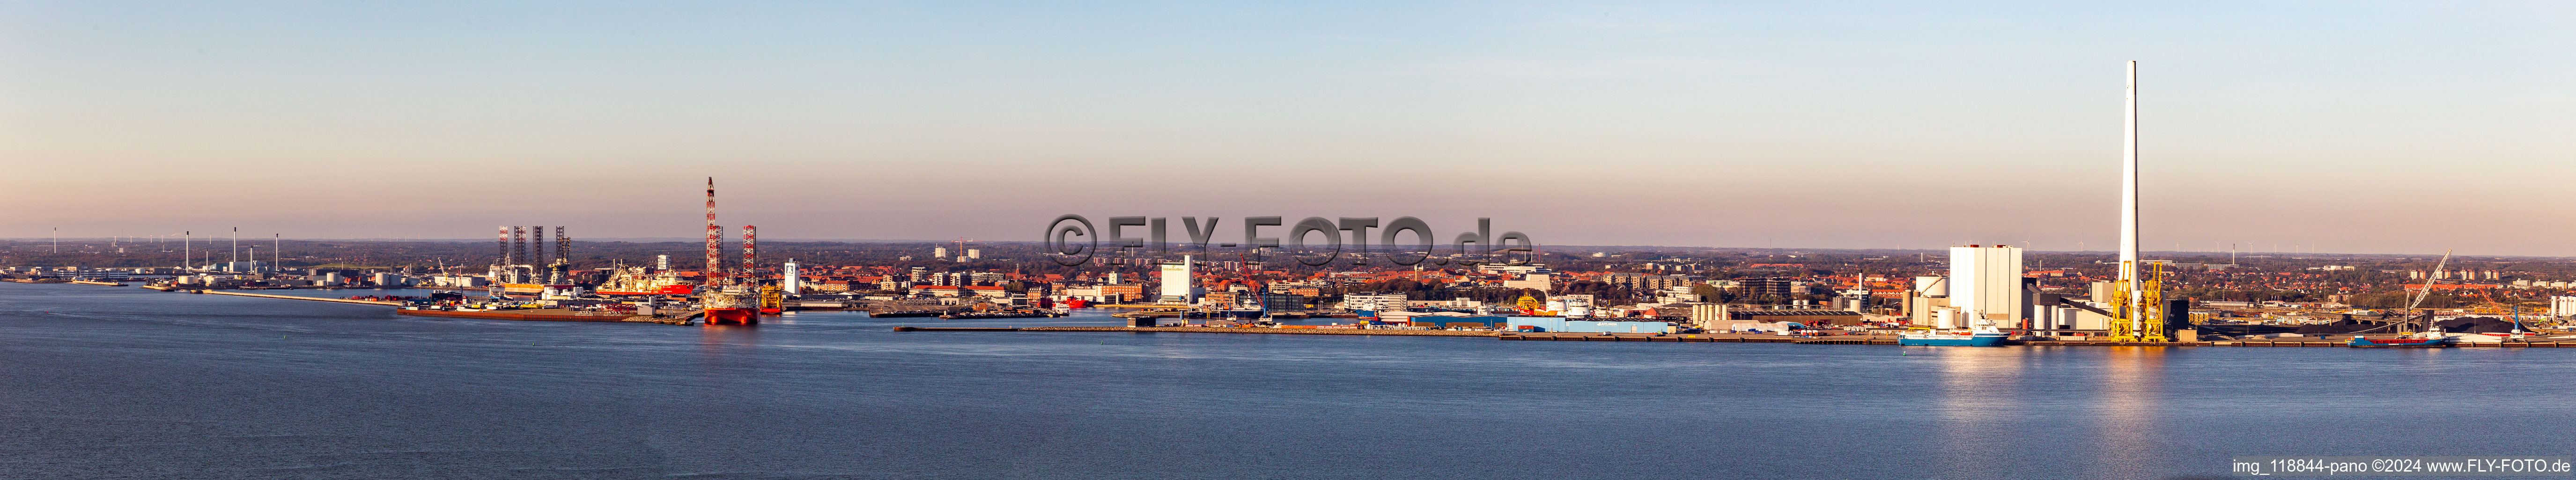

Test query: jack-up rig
[700,177,761,324]
[491,225,576,297]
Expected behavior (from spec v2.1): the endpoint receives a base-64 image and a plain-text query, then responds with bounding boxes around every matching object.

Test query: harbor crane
[2399,249,2452,334]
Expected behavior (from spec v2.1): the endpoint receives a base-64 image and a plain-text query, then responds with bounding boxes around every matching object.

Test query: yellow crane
[2106,263,2168,342]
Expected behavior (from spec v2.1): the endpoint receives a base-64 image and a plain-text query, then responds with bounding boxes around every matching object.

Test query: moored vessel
[2348,331,2453,348]
[1898,322,2008,346]
[703,290,758,324]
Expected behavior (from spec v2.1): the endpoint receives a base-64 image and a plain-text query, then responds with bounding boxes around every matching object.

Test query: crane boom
[2404,249,2451,312]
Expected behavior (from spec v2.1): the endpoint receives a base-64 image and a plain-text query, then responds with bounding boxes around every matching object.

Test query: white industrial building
[1948,245,2024,326]
[782,259,801,294]
[1158,255,1199,304]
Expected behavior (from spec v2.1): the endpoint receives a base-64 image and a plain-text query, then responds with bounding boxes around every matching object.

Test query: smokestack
[2119,61,2141,285]
[2120,60,2144,334]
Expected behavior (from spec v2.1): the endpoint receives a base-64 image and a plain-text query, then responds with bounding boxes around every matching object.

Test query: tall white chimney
[2119,60,2140,285]
[2119,61,2145,336]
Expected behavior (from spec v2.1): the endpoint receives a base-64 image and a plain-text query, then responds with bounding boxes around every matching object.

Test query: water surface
[2,283,2565,479]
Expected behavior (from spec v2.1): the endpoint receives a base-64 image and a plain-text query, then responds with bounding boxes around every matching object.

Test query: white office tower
[782,259,801,294]
[1948,245,2024,326]
[656,255,670,270]
[934,247,948,258]
[966,249,981,260]
[2553,296,2576,318]
[1159,255,1196,303]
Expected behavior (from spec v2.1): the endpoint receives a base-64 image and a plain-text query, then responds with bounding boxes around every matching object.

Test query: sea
[2,283,2569,479]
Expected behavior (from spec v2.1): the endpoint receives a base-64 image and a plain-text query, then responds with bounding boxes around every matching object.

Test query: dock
[199,290,403,306]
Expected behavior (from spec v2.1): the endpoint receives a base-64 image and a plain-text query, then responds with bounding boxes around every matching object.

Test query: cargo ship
[2348,332,2454,348]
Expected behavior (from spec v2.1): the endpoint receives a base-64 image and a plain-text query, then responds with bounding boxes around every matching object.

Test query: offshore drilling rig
[490,225,575,298]
[700,177,761,324]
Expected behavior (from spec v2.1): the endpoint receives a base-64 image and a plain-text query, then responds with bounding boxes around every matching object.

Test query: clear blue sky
[7,2,2571,255]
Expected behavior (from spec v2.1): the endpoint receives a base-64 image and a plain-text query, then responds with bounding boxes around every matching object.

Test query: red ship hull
[705,308,758,324]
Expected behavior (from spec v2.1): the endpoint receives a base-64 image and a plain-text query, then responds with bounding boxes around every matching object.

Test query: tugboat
[1898,320,2009,346]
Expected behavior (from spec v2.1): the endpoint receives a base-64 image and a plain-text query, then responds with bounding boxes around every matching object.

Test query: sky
[6,1,2572,255]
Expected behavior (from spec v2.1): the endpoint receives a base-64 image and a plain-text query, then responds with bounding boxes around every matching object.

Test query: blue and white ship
[1898,323,2008,346]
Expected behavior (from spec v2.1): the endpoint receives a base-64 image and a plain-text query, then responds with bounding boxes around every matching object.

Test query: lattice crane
[2400,249,2451,333]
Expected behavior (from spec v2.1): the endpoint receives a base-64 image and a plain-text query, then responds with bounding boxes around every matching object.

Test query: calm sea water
[3,283,2569,480]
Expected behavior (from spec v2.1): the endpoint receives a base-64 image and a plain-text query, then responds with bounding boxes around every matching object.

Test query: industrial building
[1157,255,1198,303]
[1948,245,2023,327]
[1728,309,1863,326]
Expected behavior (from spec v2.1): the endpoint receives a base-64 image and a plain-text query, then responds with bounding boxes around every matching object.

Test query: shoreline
[896,326,2576,347]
